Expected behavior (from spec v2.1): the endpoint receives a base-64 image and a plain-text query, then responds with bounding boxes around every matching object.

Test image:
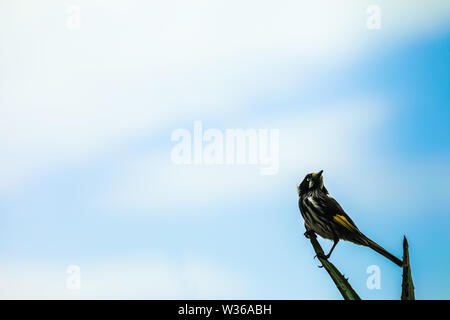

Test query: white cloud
[99,97,450,218]
[99,99,387,214]
[0,0,449,195]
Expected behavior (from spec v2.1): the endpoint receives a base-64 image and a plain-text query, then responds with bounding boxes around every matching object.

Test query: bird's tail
[362,235,403,267]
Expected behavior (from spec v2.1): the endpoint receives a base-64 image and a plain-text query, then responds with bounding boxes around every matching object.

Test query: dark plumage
[298,170,403,267]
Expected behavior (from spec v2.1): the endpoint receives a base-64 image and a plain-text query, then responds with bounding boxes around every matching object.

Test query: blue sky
[0,1,449,299]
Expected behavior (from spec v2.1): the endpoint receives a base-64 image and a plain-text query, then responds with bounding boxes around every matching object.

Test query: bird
[297,170,403,267]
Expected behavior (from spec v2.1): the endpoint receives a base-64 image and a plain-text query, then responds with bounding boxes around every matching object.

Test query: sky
[0,0,449,299]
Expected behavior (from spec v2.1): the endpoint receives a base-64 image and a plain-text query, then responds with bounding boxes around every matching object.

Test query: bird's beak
[315,170,324,188]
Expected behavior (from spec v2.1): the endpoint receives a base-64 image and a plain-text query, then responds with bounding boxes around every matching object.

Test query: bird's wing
[318,194,360,232]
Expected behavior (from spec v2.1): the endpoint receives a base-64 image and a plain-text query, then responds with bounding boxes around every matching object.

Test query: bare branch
[307,233,361,300]
[401,236,415,300]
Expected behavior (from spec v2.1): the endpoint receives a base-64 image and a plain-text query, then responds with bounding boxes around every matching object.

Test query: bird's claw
[304,230,315,239]
[314,253,329,260]
[313,255,325,268]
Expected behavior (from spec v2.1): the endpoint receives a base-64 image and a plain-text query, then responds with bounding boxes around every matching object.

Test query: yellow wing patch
[333,214,357,231]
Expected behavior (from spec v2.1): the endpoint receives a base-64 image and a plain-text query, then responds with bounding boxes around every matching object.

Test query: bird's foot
[304,230,316,239]
[314,252,330,260]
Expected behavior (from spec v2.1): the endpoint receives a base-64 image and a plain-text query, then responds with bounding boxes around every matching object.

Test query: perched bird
[297,170,403,267]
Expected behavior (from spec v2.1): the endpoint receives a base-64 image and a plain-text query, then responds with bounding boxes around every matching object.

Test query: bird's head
[297,170,324,195]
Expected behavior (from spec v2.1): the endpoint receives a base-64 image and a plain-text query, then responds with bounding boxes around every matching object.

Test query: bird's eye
[306,177,310,182]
